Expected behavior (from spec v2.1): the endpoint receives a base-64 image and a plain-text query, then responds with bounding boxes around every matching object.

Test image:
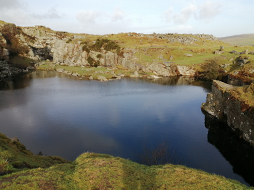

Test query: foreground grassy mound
[0,133,69,175]
[0,133,251,189]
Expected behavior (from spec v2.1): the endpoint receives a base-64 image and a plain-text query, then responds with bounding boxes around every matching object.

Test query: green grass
[0,131,251,189]
[0,133,69,176]
[35,62,154,79]
[0,132,251,189]
[0,151,251,189]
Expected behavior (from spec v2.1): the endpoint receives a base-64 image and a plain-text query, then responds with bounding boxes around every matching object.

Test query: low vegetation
[226,82,254,109]
[0,133,69,176]
[0,133,251,189]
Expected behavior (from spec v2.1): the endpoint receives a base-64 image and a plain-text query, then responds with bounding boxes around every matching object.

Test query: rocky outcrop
[133,33,218,45]
[201,80,254,145]
[176,65,196,76]
[0,32,9,60]
[0,21,207,78]
[52,40,135,68]
[142,63,178,76]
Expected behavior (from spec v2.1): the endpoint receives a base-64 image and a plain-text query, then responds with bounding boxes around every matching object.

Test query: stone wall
[201,80,254,145]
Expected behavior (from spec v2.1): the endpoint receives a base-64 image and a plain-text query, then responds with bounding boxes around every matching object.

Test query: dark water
[0,71,253,186]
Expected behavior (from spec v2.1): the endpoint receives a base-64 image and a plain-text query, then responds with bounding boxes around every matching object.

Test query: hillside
[0,133,250,189]
[219,34,254,46]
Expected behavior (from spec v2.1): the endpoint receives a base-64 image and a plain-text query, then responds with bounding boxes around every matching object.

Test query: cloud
[162,7,173,22]
[76,10,102,24]
[31,7,62,20]
[162,1,221,24]
[75,8,133,34]
[198,1,221,21]
[173,4,197,24]
[0,0,24,10]
[76,8,126,25]
[111,8,125,22]
[0,0,30,24]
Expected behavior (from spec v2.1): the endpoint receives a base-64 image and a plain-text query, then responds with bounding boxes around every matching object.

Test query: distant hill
[219,34,254,46]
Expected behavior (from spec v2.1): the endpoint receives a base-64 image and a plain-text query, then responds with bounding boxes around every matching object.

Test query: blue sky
[0,0,253,37]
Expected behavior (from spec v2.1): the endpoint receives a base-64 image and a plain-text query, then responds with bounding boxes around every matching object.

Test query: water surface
[0,71,252,186]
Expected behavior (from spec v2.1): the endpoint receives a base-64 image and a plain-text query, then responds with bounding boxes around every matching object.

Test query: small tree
[138,143,172,166]
[201,57,223,80]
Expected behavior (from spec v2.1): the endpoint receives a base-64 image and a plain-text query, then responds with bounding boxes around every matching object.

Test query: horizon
[0,0,253,38]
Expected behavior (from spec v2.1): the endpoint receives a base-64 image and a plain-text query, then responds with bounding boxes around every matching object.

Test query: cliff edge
[201,80,254,145]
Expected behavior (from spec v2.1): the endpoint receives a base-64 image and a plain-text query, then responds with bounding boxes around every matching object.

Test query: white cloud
[111,8,125,22]
[76,8,127,25]
[173,4,197,24]
[31,7,62,20]
[0,0,24,10]
[162,1,221,24]
[75,8,133,34]
[76,10,102,24]
[162,7,173,22]
[197,1,221,21]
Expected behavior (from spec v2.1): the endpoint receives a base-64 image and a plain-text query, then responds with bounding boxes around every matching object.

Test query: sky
[0,0,253,37]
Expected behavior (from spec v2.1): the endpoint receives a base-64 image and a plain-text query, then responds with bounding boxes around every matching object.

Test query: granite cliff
[202,80,254,145]
[0,20,224,78]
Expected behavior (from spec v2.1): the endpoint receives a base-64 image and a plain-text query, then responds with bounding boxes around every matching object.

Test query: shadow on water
[141,76,212,92]
[0,71,80,91]
[204,113,254,186]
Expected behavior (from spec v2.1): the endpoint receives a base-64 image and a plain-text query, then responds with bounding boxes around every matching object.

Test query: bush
[9,38,29,56]
[138,143,172,166]
[82,38,121,53]
[66,39,72,43]
[201,57,223,80]
[87,56,94,65]
[96,54,102,59]
[82,45,90,53]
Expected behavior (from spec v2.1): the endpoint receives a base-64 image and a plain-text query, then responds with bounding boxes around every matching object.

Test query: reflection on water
[204,113,254,186]
[0,71,251,186]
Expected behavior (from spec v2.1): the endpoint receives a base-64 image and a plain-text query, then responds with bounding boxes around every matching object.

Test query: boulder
[130,71,139,78]
[98,75,108,81]
[144,63,177,77]
[177,66,196,76]
[240,50,249,55]
[214,50,224,54]
[184,53,193,57]
[219,46,224,51]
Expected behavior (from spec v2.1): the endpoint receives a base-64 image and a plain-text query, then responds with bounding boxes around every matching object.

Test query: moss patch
[0,152,250,189]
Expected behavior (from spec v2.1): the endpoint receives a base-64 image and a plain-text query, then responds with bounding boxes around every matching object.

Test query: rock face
[0,21,211,78]
[177,65,196,76]
[0,33,9,60]
[52,40,134,68]
[201,80,254,145]
[142,63,178,76]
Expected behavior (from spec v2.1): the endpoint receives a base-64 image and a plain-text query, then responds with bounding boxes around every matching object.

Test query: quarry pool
[0,71,253,186]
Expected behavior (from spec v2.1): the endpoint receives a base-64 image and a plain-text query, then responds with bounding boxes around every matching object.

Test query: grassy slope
[0,133,69,175]
[67,32,254,69]
[219,34,254,46]
[0,150,251,189]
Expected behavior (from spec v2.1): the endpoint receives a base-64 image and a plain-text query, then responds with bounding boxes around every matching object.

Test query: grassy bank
[0,132,251,189]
